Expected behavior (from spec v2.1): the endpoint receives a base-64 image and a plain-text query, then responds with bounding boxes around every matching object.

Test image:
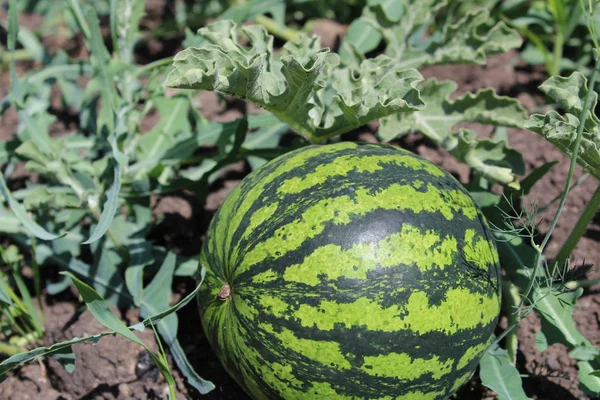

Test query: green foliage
[525,72,600,179]
[0,245,44,357]
[0,0,259,393]
[534,287,600,394]
[501,0,597,75]
[380,79,527,187]
[139,253,215,394]
[166,20,424,142]
[479,344,532,400]
[2,0,600,398]
[0,263,206,381]
[339,0,522,68]
[66,271,178,397]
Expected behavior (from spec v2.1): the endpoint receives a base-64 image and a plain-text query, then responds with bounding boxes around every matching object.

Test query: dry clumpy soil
[0,300,190,400]
[0,7,599,400]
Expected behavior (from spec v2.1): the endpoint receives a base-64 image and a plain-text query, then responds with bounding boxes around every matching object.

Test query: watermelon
[198,142,501,400]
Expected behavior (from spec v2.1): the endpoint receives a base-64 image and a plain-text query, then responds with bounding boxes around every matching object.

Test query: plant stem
[521,55,600,307]
[29,238,44,323]
[135,56,174,77]
[565,277,600,290]
[66,0,92,40]
[1,49,34,67]
[550,29,564,76]
[554,182,600,269]
[502,281,521,365]
[254,15,302,42]
[0,341,24,356]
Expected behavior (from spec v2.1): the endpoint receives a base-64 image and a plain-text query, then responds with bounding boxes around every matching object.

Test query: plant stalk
[0,341,24,356]
[502,281,521,365]
[554,182,600,269]
[1,49,34,67]
[550,29,564,76]
[30,238,44,323]
[254,15,302,42]
[135,56,174,77]
[521,54,600,307]
[565,277,600,290]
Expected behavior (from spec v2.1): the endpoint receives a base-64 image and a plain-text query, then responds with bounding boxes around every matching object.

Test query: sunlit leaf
[340,0,522,68]
[166,20,424,142]
[110,0,145,62]
[380,79,526,186]
[83,165,121,244]
[525,72,600,179]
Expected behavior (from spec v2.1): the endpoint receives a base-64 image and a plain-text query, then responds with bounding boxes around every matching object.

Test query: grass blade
[82,165,121,244]
[0,335,110,379]
[62,272,177,396]
[50,346,76,374]
[139,253,215,394]
[0,175,64,241]
[11,266,43,335]
[7,0,22,105]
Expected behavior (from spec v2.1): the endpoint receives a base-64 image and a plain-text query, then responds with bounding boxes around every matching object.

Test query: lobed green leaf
[340,0,522,69]
[166,20,424,142]
[380,79,526,187]
[525,72,600,179]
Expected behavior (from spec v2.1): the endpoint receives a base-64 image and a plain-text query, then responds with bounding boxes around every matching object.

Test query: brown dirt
[0,300,191,399]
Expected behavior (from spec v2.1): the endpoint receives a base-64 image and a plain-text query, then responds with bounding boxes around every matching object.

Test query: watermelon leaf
[479,344,532,400]
[524,72,600,179]
[339,0,522,69]
[379,79,526,187]
[165,20,424,142]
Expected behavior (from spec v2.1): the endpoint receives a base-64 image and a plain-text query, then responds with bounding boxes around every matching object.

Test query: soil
[1,4,599,400]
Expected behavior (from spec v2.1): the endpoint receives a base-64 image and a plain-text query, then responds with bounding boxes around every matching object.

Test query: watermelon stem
[218,282,232,301]
[519,53,600,313]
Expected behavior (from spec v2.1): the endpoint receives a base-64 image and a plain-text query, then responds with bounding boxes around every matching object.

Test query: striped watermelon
[198,142,501,400]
